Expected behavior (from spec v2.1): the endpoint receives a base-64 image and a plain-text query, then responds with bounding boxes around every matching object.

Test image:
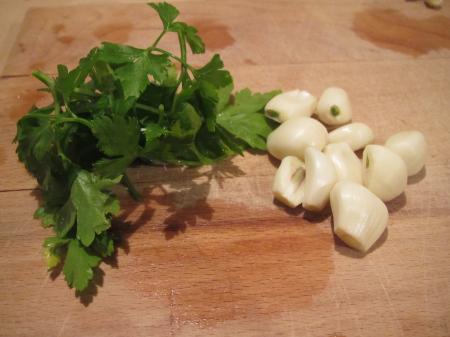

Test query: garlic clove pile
[331,181,389,253]
[267,117,328,160]
[265,90,317,123]
[385,130,427,176]
[362,145,407,202]
[264,84,428,254]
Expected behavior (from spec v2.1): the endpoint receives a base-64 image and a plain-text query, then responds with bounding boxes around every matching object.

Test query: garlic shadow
[303,206,332,224]
[273,198,305,216]
[386,192,407,214]
[273,199,331,223]
[266,152,281,168]
[407,166,426,185]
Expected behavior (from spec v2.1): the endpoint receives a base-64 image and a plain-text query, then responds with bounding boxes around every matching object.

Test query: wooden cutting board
[1,1,449,336]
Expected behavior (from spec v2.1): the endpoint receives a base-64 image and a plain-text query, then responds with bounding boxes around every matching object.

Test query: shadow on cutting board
[408,166,427,184]
[114,157,246,245]
[112,161,335,326]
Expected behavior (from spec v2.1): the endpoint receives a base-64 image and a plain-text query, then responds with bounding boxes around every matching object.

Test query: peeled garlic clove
[425,0,443,9]
[331,181,388,253]
[328,122,374,151]
[324,142,362,184]
[265,90,317,123]
[272,156,305,208]
[303,147,337,212]
[316,87,352,126]
[267,117,328,160]
[385,130,427,176]
[362,145,407,202]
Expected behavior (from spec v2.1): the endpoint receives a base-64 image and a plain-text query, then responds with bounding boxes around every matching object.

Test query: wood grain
[3,1,450,76]
[0,0,412,74]
[0,1,450,337]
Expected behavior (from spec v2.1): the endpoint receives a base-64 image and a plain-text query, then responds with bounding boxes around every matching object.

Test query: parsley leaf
[193,54,233,131]
[142,122,165,154]
[91,115,140,157]
[71,171,121,246]
[91,232,115,258]
[97,42,143,64]
[170,103,202,140]
[15,111,55,180]
[34,207,58,228]
[115,56,151,99]
[170,22,205,54]
[195,54,232,88]
[93,156,134,179]
[217,89,281,150]
[54,199,77,237]
[148,2,179,30]
[55,49,97,102]
[43,236,70,269]
[91,115,141,177]
[63,239,101,291]
[147,53,172,83]
[109,49,171,98]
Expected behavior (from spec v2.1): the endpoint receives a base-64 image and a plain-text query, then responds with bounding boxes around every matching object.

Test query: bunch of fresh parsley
[14,2,279,293]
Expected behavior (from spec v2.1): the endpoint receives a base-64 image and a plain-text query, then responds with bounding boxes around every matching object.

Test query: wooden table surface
[1,1,450,336]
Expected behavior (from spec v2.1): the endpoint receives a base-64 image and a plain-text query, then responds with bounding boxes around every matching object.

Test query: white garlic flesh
[272,156,305,208]
[328,122,374,151]
[362,145,407,202]
[265,90,317,123]
[316,87,352,126]
[267,117,328,160]
[324,142,362,184]
[331,181,389,253]
[385,130,427,176]
[302,147,337,212]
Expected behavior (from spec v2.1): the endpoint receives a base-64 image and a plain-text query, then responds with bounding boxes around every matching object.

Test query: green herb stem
[32,70,53,87]
[150,47,195,73]
[135,103,161,115]
[54,117,92,129]
[32,71,61,116]
[150,30,166,49]
[53,99,61,116]
[121,173,142,201]
[21,113,91,129]
[178,33,189,88]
